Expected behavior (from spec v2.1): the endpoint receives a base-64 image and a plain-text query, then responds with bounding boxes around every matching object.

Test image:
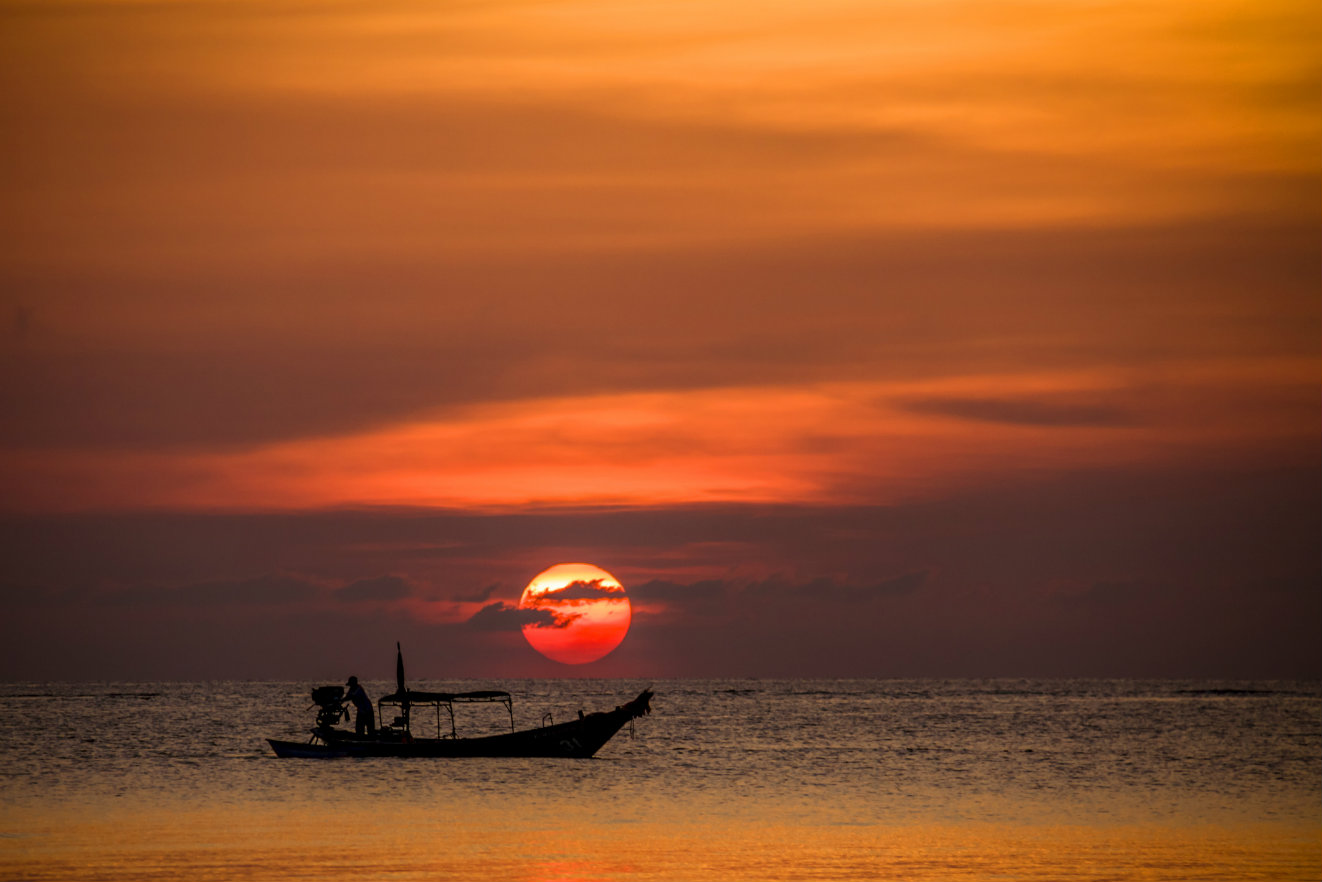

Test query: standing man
[345,675,375,736]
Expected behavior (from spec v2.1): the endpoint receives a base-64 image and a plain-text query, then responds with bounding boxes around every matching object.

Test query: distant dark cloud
[624,573,926,630]
[200,574,321,605]
[99,573,321,608]
[455,583,502,603]
[630,579,731,605]
[625,579,731,625]
[743,572,927,602]
[866,571,928,596]
[465,601,576,631]
[37,571,418,609]
[335,575,413,602]
[901,395,1135,427]
[742,576,823,599]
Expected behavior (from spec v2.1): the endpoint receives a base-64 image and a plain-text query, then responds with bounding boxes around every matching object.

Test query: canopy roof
[378,689,511,705]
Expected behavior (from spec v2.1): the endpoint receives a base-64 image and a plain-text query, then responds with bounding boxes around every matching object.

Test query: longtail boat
[267,644,652,759]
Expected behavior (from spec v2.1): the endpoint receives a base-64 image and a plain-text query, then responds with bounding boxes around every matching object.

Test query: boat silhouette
[267,643,652,758]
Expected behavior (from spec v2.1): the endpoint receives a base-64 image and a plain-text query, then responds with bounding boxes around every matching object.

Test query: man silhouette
[345,676,375,736]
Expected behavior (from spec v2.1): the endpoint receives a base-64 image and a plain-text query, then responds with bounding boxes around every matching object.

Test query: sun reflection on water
[4,805,1318,881]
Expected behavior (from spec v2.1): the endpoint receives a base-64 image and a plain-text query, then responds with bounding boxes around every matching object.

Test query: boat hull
[269,689,651,759]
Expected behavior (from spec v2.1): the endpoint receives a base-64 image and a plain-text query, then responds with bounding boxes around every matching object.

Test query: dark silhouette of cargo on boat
[267,643,652,759]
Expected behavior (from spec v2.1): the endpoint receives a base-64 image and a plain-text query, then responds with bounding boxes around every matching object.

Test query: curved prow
[625,688,653,719]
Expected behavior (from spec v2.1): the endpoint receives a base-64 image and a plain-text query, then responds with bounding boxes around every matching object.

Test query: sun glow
[518,563,631,665]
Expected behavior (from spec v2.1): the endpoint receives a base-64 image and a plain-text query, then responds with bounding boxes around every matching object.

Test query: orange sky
[0,0,1318,678]
[2,0,1317,517]
[3,0,1318,265]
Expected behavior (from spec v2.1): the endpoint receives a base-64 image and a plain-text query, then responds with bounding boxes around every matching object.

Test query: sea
[1,679,1318,881]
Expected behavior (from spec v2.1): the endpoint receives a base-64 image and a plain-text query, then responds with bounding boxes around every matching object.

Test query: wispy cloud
[5,364,1314,513]
[900,396,1136,428]
[335,575,414,603]
[525,579,627,606]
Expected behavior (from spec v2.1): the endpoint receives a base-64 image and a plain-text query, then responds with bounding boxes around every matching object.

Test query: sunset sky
[1,0,1318,680]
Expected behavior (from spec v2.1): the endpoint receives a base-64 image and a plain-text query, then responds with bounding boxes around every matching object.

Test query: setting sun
[518,563,632,665]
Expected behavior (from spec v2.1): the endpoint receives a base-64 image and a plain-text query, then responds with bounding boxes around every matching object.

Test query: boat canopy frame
[377,689,515,740]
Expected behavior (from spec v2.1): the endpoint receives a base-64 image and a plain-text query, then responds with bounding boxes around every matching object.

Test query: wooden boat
[268,644,652,759]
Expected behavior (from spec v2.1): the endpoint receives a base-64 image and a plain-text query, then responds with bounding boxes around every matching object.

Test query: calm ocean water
[1,679,1318,880]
